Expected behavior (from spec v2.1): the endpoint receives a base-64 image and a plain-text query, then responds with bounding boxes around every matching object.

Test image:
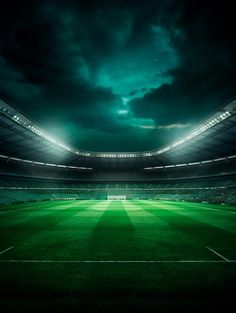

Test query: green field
[0,200,236,312]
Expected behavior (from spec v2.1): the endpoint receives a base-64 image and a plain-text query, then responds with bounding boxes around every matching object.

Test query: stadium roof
[0,97,236,170]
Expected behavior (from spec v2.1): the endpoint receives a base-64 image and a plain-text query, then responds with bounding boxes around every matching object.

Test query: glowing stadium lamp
[23,160,33,163]
[0,154,93,170]
[34,161,45,165]
[201,160,212,164]
[213,158,225,162]
[0,97,235,158]
[143,156,232,170]
[152,109,233,156]
[11,157,22,162]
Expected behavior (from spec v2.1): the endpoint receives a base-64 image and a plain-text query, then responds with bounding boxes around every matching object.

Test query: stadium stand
[0,97,236,205]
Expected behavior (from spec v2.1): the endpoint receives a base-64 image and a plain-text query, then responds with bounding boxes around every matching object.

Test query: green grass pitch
[0,200,236,312]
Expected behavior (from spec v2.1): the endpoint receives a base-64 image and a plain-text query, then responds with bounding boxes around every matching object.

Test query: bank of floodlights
[0,98,234,158]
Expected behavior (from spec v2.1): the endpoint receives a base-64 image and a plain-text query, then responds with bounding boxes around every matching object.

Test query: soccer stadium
[0,95,236,312]
[0,1,236,312]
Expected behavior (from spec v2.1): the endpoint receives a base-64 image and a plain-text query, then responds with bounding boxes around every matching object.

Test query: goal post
[107,195,126,200]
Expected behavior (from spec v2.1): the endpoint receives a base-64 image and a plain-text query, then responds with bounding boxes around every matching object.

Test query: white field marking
[206,246,230,262]
[0,246,14,255]
[0,259,235,264]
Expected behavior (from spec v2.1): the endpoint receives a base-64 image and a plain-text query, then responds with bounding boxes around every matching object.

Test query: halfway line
[0,259,235,263]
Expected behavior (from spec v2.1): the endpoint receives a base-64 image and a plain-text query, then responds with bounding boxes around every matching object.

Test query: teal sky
[96,26,177,97]
[0,0,235,151]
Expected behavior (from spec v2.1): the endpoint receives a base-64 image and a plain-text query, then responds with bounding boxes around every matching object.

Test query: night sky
[0,0,235,151]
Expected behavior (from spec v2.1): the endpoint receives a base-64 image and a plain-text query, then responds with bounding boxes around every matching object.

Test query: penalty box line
[206,246,230,262]
[0,259,235,263]
[0,246,14,255]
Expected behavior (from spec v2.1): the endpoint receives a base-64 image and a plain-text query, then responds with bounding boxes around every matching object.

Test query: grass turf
[0,199,236,312]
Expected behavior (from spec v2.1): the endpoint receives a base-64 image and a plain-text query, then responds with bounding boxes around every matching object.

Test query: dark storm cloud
[130,0,236,126]
[0,0,235,151]
[130,66,236,125]
[0,0,127,133]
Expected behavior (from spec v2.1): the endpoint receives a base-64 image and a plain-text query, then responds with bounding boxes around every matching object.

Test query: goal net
[107,195,126,200]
